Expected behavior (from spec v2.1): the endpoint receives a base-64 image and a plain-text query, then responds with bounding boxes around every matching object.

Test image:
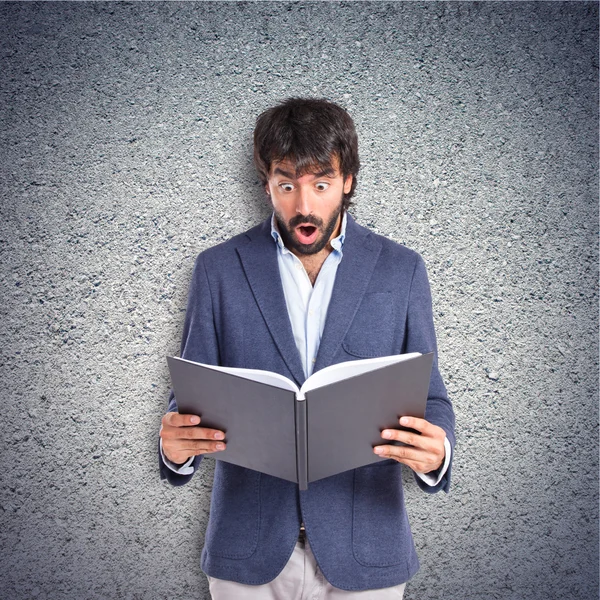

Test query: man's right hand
[160,412,226,465]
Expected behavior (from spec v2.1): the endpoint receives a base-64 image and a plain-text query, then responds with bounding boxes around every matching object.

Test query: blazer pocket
[342,292,394,358]
[204,463,261,559]
[352,462,410,567]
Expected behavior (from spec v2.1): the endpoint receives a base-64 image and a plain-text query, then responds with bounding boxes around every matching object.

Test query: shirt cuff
[415,436,451,487]
[159,430,195,475]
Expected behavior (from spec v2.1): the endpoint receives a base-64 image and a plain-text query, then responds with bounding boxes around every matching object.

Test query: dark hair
[253,98,360,210]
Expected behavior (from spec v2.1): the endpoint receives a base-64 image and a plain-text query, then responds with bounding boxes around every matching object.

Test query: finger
[380,428,437,452]
[162,412,201,427]
[169,439,227,454]
[398,416,445,439]
[160,425,225,441]
[373,444,442,472]
[164,440,227,463]
[374,443,429,463]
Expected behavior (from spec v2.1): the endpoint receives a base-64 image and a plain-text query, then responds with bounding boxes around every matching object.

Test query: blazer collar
[236,214,382,384]
[236,219,306,386]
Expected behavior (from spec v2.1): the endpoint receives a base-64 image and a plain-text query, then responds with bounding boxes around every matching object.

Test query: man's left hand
[374,416,446,475]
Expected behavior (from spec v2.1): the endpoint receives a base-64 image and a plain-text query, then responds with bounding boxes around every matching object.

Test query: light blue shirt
[270,212,347,379]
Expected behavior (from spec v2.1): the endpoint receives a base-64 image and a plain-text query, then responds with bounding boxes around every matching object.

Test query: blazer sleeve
[159,252,221,486]
[404,254,456,494]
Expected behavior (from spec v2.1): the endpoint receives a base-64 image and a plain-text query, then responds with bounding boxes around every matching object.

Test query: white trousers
[207,540,406,600]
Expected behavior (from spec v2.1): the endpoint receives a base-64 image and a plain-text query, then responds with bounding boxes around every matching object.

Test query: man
[159,98,455,599]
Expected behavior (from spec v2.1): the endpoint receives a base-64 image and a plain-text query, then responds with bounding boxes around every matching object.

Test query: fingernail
[215,443,225,451]
[214,432,224,440]
[374,447,384,454]
[400,417,409,425]
[190,416,200,424]
[382,430,392,439]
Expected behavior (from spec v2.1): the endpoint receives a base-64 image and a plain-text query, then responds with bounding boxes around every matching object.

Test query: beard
[274,203,343,256]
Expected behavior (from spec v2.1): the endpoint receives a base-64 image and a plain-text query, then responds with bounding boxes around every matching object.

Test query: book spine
[295,396,308,490]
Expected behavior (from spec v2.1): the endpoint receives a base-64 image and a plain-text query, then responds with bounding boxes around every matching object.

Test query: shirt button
[309,309,314,316]
[295,263,303,271]
[312,358,316,363]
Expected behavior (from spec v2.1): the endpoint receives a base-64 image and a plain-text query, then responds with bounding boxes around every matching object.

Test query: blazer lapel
[236,219,306,386]
[314,214,383,373]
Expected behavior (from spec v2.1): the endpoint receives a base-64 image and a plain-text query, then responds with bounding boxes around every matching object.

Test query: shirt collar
[270,211,347,254]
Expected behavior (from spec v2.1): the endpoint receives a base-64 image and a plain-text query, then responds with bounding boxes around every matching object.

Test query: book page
[175,358,300,393]
[300,353,421,395]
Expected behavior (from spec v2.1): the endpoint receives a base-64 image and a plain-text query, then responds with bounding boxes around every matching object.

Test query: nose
[296,185,312,215]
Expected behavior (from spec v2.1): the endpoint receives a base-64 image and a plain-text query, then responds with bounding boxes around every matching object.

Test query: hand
[373,416,446,474]
[160,412,226,465]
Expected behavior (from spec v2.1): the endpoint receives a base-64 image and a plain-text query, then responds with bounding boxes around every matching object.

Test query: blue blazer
[160,214,455,591]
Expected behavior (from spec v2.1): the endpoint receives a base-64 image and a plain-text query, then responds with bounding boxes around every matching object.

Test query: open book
[167,352,433,490]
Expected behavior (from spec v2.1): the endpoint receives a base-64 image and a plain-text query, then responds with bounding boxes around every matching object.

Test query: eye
[279,183,294,192]
[315,182,330,191]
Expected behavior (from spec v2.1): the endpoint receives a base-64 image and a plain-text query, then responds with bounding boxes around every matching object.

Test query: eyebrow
[273,166,336,179]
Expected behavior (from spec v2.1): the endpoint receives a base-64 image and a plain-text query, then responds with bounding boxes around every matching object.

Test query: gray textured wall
[1,2,597,599]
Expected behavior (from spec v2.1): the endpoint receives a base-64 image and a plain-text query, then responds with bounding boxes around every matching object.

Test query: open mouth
[296,224,319,245]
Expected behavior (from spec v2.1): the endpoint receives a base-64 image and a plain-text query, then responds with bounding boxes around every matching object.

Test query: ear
[343,174,353,195]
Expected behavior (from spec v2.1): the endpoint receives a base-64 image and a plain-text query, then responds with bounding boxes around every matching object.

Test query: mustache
[287,214,323,229]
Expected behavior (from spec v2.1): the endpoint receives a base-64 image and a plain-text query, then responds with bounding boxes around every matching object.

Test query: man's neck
[295,248,333,286]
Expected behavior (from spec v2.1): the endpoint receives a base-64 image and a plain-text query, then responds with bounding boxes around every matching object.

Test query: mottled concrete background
[0,2,597,599]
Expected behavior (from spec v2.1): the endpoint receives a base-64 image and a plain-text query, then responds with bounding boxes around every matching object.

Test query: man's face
[266,157,353,257]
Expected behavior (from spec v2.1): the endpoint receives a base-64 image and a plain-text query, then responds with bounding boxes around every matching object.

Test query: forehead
[269,155,341,179]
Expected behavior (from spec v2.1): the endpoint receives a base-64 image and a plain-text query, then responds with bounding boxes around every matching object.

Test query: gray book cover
[167,352,434,489]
